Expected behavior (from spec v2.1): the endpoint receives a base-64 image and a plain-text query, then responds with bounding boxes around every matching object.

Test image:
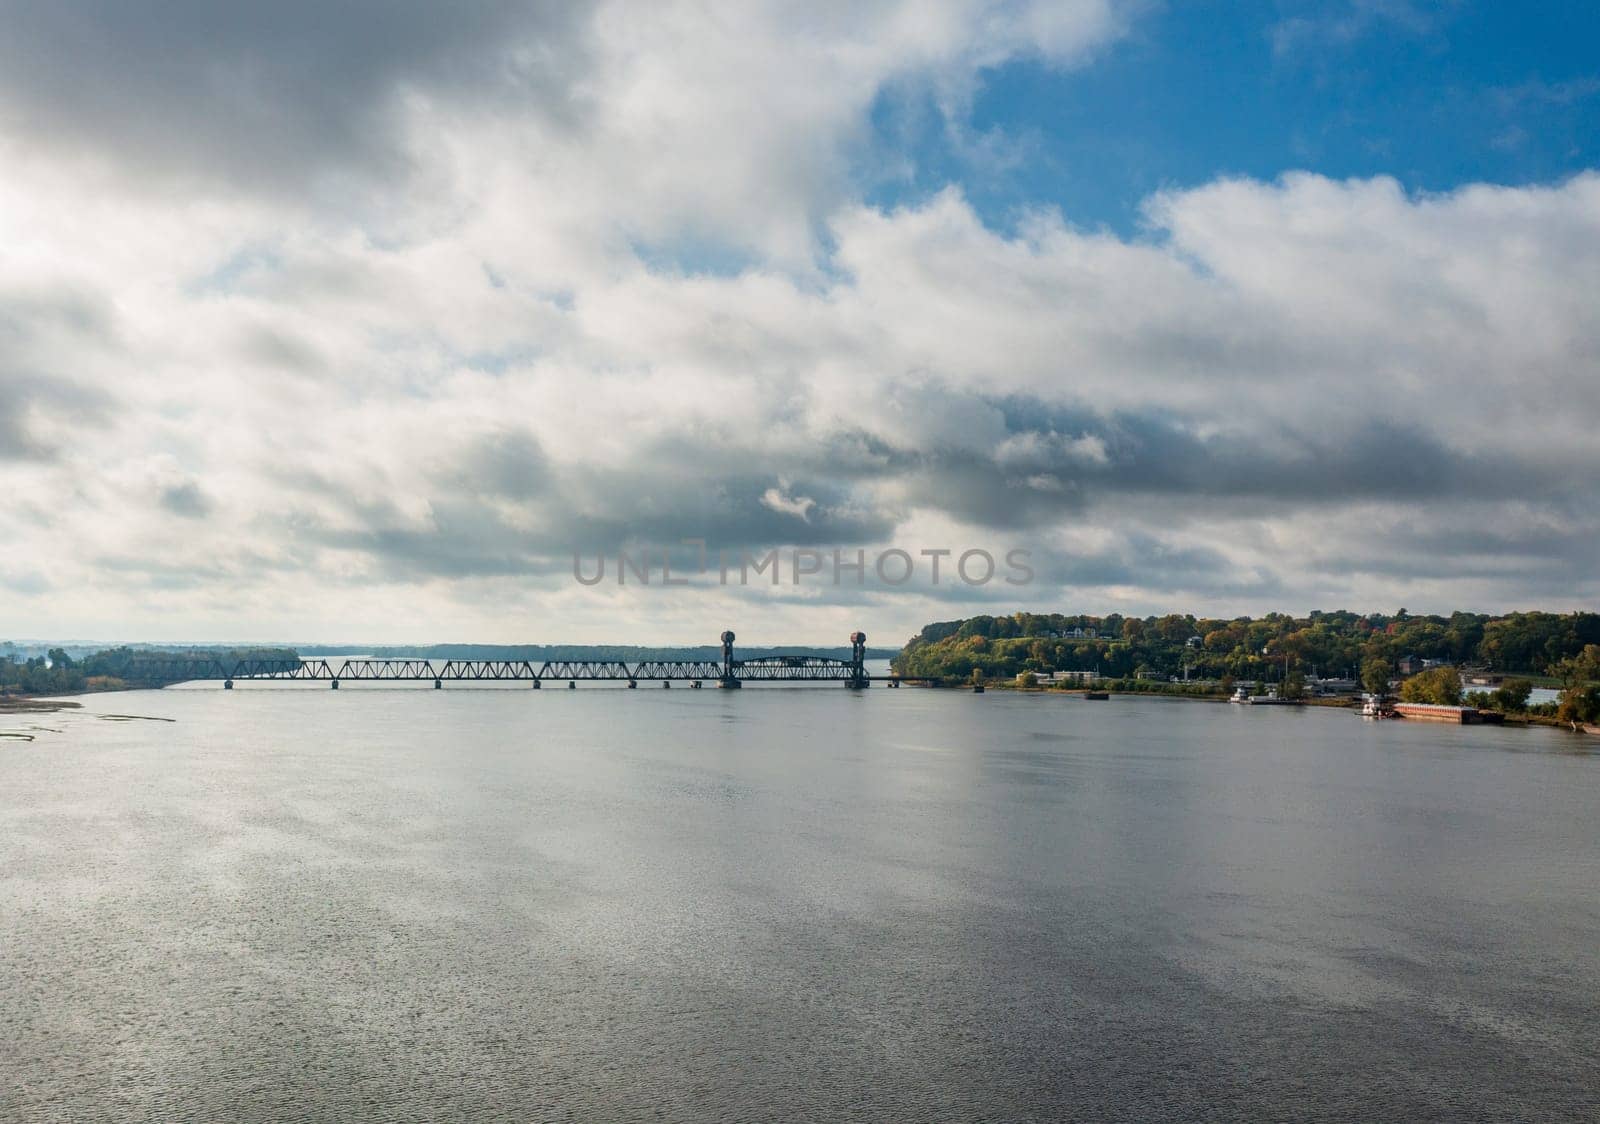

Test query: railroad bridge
[136,631,904,690]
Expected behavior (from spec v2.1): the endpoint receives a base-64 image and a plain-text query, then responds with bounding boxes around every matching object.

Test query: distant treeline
[295,643,900,661]
[892,610,1600,684]
[0,646,300,695]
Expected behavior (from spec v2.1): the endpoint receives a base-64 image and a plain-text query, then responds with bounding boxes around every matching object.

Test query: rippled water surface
[4,685,1599,1121]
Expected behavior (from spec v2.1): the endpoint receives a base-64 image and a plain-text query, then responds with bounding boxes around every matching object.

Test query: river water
[3,685,1597,1121]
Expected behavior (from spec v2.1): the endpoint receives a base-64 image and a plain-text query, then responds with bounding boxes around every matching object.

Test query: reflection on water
[3,688,1597,1121]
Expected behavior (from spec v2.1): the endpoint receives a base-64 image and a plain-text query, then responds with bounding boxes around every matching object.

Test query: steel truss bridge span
[134,632,904,689]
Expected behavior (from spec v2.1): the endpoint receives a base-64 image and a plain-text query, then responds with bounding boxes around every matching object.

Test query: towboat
[1360,693,1392,719]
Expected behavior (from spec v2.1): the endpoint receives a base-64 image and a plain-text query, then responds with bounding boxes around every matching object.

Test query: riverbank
[0,697,84,714]
[0,676,129,703]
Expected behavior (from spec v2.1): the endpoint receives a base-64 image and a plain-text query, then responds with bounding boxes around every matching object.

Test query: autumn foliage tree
[1554,645,1600,726]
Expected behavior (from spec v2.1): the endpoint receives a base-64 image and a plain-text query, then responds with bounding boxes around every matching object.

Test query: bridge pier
[568,681,576,689]
[691,681,701,689]
[531,679,540,689]
[331,680,339,690]
[718,677,741,689]
[434,678,442,689]
[224,679,233,690]
[662,681,670,688]
[848,631,868,690]
[628,679,637,688]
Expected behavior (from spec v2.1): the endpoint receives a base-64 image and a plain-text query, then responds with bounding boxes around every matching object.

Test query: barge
[1393,702,1488,724]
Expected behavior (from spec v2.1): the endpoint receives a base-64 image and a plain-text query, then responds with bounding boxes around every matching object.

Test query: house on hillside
[1039,670,1100,684]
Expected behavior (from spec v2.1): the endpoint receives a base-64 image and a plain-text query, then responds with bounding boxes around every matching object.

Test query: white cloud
[0,3,1596,645]
[760,486,818,521]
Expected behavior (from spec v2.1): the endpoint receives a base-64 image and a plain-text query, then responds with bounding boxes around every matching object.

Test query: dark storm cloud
[991,399,1563,502]
[756,384,1578,536]
[0,1,591,191]
[878,395,1579,530]
[432,430,901,556]
[258,387,1597,589]
[894,452,1089,529]
[756,529,1285,612]
[546,468,898,554]
[1379,518,1600,562]
[292,438,900,581]
[1316,517,1600,584]
[310,499,549,580]
[1053,540,1285,601]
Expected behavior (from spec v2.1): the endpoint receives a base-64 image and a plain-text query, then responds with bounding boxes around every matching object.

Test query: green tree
[889,611,1598,690]
[1492,678,1533,713]
[1553,645,1600,687]
[1361,658,1391,695]
[1399,666,1462,706]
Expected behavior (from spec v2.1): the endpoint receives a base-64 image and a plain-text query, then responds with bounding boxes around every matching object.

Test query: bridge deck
[134,656,909,685]
[130,632,920,687]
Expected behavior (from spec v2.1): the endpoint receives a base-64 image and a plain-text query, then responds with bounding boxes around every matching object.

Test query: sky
[1,0,1598,647]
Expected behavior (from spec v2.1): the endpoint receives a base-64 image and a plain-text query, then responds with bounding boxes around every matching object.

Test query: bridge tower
[719,630,741,688]
[848,631,869,689]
